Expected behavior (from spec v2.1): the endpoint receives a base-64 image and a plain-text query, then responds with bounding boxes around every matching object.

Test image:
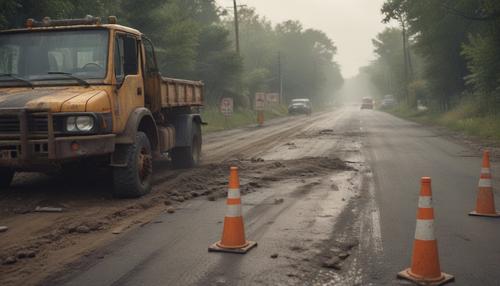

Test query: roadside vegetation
[0,0,343,116]
[362,0,500,142]
[390,98,500,142]
[201,104,288,133]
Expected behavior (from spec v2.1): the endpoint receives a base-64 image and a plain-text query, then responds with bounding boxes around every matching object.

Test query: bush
[201,105,288,133]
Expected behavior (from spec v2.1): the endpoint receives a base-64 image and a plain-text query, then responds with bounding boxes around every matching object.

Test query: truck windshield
[0,29,108,86]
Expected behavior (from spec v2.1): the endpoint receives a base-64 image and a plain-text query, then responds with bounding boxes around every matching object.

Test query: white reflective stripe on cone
[418,196,432,208]
[227,188,241,199]
[479,178,492,188]
[226,204,242,217]
[414,219,436,241]
[481,168,491,174]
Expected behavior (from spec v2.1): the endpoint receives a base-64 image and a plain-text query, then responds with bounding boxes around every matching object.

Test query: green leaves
[228,8,343,106]
[372,0,500,111]
[0,0,344,107]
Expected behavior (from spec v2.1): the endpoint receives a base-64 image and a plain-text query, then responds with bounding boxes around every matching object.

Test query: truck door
[114,33,144,132]
[142,37,162,113]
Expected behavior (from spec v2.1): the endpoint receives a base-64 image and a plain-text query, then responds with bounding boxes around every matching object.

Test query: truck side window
[114,34,138,82]
[123,36,138,75]
[143,38,158,73]
[114,37,124,80]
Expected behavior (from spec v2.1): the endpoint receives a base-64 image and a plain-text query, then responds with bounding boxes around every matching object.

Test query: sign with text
[266,93,279,104]
[220,97,234,116]
[255,93,266,111]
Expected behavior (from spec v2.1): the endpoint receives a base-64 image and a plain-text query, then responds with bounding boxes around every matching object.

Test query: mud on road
[0,109,371,286]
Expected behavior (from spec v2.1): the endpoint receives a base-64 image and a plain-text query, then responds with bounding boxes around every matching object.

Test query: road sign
[266,93,279,104]
[255,93,266,111]
[220,97,234,116]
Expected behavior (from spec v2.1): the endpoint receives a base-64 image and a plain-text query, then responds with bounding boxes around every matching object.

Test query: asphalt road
[361,110,500,285]
[43,107,500,286]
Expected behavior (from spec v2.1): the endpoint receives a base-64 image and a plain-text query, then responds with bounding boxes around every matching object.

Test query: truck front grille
[0,115,20,132]
[0,115,61,134]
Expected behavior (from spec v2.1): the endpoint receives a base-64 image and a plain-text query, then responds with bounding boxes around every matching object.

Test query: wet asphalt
[361,110,500,285]
[45,108,500,286]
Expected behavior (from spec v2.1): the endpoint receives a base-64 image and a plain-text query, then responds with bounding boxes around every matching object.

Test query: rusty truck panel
[160,77,203,108]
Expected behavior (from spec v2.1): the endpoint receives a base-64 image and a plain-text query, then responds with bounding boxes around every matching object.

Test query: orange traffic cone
[208,166,257,254]
[398,177,454,286]
[469,150,500,217]
[257,111,264,126]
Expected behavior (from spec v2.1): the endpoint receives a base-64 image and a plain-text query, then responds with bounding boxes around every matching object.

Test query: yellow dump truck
[0,16,204,197]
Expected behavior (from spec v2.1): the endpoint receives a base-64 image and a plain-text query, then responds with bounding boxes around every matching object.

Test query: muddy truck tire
[0,168,14,189]
[113,132,153,198]
[171,121,201,169]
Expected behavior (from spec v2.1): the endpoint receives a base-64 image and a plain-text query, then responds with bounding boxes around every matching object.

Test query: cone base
[469,211,500,217]
[397,268,454,286]
[208,240,257,254]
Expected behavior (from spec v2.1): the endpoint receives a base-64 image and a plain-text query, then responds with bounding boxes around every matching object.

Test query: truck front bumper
[0,108,115,169]
[0,134,116,168]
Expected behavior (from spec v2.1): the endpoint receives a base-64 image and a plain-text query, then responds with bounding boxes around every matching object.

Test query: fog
[217,0,388,78]
[337,73,380,105]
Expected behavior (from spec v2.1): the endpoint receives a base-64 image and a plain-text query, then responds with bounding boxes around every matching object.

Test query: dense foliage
[364,0,500,113]
[232,8,343,105]
[0,0,343,107]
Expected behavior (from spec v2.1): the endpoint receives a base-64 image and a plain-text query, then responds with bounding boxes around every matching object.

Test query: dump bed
[160,77,204,108]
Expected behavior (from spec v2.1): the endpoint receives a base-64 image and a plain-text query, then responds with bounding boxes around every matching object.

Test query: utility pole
[401,17,410,104]
[233,0,240,55]
[278,52,283,104]
[406,36,414,81]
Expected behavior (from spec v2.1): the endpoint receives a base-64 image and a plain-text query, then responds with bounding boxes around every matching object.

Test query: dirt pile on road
[0,155,354,286]
[155,156,354,202]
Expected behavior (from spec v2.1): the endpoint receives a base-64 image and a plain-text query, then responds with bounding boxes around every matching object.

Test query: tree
[365,28,406,100]
[195,25,242,105]
[0,0,344,108]
[380,0,474,111]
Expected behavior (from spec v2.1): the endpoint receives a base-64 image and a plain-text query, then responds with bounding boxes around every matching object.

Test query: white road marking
[368,179,383,253]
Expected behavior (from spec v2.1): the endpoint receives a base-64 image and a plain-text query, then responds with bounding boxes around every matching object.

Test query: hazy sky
[217,0,389,78]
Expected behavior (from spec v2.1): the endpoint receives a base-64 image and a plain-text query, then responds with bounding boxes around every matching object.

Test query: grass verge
[201,104,288,133]
[388,100,500,142]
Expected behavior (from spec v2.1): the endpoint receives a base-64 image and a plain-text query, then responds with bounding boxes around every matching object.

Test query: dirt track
[0,108,366,286]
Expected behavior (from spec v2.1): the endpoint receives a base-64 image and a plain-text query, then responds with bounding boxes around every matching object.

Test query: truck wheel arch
[171,114,202,147]
[112,108,159,167]
[137,115,159,151]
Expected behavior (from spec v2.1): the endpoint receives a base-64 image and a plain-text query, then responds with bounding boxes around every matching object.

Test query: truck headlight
[66,117,77,132]
[76,116,94,131]
[66,116,95,132]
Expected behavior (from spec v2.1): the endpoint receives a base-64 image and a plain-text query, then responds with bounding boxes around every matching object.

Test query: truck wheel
[171,121,201,169]
[113,132,153,198]
[0,168,14,189]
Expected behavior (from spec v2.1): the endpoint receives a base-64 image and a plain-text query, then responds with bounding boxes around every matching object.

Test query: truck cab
[0,16,204,197]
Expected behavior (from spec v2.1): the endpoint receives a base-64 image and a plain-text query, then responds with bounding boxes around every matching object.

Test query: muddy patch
[0,155,354,286]
[292,129,365,140]
[318,130,365,138]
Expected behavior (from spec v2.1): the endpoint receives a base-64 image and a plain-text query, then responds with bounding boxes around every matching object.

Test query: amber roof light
[25,15,101,28]
[108,16,118,24]
[25,18,34,28]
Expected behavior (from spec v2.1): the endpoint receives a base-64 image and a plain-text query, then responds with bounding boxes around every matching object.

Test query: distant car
[380,95,396,109]
[288,98,312,115]
[361,97,374,109]
[417,100,428,111]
